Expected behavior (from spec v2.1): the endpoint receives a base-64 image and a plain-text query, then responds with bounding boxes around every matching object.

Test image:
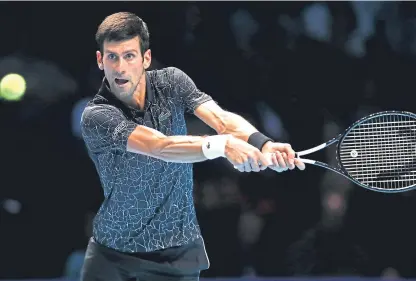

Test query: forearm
[126,125,228,163]
[215,111,274,152]
[215,111,258,141]
[194,101,260,142]
[156,135,209,163]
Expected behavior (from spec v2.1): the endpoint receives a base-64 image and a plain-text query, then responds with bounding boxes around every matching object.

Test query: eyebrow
[104,49,138,55]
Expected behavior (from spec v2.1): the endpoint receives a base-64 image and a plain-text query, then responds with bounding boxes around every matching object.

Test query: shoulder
[82,103,115,117]
[81,102,123,124]
[148,66,184,77]
[148,67,189,85]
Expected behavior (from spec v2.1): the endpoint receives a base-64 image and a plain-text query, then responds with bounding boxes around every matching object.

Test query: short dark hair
[95,12,150,56]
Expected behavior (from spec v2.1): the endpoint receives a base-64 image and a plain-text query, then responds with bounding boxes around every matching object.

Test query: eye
[107,54,117,60]
[125,53,135,60]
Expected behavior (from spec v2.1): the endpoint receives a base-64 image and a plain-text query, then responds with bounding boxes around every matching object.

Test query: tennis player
[80,12,305,281]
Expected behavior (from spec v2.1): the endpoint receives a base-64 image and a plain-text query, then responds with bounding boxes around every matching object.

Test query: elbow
[212,115,228,135]
[216,123,227,135]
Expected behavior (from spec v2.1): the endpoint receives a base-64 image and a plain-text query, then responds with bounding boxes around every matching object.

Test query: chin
[119,90,132,99]
[111,86,130,97]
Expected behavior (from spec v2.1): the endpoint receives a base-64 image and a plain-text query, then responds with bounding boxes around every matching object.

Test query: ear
[96,51,104,70]
[143,49,152,70]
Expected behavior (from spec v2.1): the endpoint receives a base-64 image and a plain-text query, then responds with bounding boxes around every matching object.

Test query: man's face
[96,36,151,99]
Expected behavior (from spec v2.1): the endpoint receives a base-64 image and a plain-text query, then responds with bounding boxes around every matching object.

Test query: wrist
[261,141,273,153]
[202,134,230,159]
[248,132,273,151]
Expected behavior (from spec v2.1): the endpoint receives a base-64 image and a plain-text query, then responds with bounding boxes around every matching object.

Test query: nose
[113,58,126,74]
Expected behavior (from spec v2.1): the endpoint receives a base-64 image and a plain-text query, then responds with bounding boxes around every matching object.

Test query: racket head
[336,111,416,193]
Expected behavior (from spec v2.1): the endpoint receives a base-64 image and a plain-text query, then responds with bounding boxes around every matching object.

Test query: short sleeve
[170,67,213,113]
[80,105,137,153]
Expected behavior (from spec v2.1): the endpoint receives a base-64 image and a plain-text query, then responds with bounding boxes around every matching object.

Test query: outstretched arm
[81,105,270,170]
[168,66,305,171]
[195,100,305,171]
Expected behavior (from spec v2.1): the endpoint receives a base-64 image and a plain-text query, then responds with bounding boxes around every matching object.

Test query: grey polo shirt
[81,67,212,253]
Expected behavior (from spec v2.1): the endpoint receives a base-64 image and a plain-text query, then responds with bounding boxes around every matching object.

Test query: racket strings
[339,113,416,190]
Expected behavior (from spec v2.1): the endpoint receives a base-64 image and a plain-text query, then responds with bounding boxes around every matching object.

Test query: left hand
[261,141,306,172]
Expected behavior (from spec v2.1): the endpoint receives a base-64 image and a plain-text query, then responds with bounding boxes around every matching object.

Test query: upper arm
[170,67,213,113]
[81,104,169,157]
[80,105,138,153]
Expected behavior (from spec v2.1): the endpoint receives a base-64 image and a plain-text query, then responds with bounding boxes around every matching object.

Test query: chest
[128,99,187,136]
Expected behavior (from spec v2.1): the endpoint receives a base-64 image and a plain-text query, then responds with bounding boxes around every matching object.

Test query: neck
[133,75,146,110]
[119,72,146,110]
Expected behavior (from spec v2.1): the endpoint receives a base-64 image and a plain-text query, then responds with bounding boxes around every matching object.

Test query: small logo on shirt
[159,111,171,122]
[113,121,128,140]
[206,142,211,149]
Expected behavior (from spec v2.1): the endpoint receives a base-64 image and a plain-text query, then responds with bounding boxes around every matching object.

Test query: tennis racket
[295,111,416,193]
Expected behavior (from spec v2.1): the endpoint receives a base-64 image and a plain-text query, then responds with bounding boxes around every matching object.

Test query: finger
[257,153,272,171]
[294,158,306,170]
[275,152,287,169]
[234,164,245,172]
[249,156,261,172]
[256,151,271,170]
[270,153,279,167]
[281,152,294,170]
[269,157,285,173]
[243,158,252,172]
[283,144,295,167]
[233,157,245,172]
[281,152,290,168]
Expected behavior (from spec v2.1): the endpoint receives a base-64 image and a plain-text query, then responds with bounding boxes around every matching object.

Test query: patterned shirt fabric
[81,67,212,253]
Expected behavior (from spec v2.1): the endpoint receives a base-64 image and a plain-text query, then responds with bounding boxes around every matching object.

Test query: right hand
[224,136,271,172]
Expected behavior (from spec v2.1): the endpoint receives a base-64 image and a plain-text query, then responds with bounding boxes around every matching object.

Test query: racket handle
[296,158,316,165]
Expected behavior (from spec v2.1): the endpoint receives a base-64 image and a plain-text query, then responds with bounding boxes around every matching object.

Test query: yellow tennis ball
[0,73,26,101]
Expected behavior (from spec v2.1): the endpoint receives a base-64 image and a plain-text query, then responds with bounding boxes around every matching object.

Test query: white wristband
[202,135,228,159]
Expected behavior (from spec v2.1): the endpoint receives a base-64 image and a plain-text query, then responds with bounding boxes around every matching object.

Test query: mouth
[114,78,129,86]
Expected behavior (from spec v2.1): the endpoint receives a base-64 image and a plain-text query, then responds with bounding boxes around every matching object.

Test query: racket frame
[295,110,416,193]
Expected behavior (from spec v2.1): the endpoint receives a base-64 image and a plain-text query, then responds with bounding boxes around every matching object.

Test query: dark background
[1,1,416,279]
